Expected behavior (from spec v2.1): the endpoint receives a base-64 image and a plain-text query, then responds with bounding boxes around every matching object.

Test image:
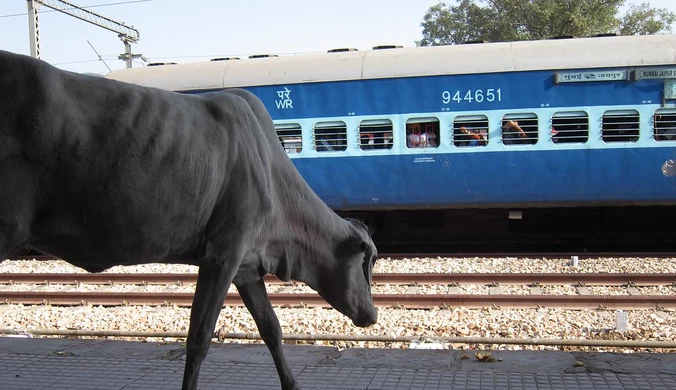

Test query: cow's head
[313,218,378,327]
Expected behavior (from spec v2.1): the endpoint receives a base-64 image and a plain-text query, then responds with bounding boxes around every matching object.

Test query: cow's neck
[263,176,348,288]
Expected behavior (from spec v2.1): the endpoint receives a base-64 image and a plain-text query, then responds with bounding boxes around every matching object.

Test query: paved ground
[1,336,675,389]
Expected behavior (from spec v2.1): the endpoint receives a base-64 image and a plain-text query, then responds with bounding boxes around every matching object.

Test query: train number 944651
[442,88,502,104]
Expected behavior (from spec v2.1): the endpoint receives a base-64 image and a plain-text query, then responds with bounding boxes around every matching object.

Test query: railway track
[1,290,675,310]
[1,272,675,286]
[1,272,675,310]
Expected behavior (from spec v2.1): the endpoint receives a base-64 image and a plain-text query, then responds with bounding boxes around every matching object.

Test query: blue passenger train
[106,34,676,251]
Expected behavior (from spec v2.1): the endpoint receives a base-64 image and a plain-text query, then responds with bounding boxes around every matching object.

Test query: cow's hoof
[282,380,301,390]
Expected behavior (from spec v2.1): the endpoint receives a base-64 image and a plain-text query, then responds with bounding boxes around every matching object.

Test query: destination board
[636,68,676,80]
[555,70,629,83]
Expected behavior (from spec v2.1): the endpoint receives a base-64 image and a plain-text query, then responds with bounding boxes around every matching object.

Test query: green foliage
[420,0,676,46]
[620,3,676,35]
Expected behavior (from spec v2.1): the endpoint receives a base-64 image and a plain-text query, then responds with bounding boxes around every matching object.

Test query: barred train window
[453,115,488,147]
[502,113,538,145]
[551,111,589,144]
[314,121,347,152]
[274,123,302,154]
[405,117,439,149]
[359,119,393,150]
[654,109,676,141]
[602,110,639,143]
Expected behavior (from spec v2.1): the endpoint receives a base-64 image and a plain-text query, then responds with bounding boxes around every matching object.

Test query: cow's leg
[0,228,30,262]
[0,160,35,261]
[237,279,300,390]
[0,235,19,262]
[181,260,239,390]
[0,229,30,265]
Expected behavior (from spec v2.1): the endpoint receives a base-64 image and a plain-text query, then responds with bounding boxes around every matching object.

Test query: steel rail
[1,272,675,286]
[6,252,676,262]
[1,291,674,309]
[381,253,676,259]
[1,328,675,349]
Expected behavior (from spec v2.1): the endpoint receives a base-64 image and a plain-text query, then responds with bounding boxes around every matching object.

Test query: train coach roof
[105,34,676,91]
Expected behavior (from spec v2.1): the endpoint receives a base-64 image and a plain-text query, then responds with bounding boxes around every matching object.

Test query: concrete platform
[1,336,675,389]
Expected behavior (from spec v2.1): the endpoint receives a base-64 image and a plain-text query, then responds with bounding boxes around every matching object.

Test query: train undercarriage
[340,205,676,254]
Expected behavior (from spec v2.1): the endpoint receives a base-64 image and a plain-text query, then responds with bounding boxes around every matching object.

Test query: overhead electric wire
[0,0,152,19]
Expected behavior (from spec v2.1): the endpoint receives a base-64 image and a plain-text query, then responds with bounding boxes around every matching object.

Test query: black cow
[0,50,378,390]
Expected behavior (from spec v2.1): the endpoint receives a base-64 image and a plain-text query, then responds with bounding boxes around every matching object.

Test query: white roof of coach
[104,34,676,91]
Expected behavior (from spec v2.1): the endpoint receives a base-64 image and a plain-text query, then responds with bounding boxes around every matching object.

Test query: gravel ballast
[1,257,674,352]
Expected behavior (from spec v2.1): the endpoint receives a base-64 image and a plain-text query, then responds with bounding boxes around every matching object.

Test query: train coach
[105,34,676,252]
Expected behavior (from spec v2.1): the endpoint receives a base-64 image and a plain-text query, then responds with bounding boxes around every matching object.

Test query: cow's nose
[353,310,377,327]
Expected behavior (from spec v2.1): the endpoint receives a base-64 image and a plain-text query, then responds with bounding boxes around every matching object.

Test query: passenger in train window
[551,123,587,143]
[406,126,436,148]
[406,127,422,148]
[383,132,394,148]
[456,126,485,147]
[477,129,488,145]
[502,120,527,145]
[372,133,386,149]
[552,125,578,143]
[551,127,559,143]
[424,129,437,147]
[360,134,373,149]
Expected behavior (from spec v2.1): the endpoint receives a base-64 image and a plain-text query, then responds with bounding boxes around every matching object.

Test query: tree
[420,0,676,46]
[620,3,676,35]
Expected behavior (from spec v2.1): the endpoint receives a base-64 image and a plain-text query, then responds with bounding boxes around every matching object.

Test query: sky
[1,0,676,75]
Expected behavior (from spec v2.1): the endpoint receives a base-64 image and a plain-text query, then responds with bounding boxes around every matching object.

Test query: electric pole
[26,0,142,68]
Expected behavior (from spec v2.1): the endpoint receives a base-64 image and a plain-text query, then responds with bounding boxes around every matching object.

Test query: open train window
[359,119,393,150]
[602,110,639,143]
[453,115,488,147]
[274,123,302,154]
[502,113,538,145]
[314,121,347,152]
[654,109,676,141]
[551,111,589,144]
[405,117,439,149]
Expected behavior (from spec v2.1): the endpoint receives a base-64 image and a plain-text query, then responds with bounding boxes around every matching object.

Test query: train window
[314,121,347,152]
[453,115,488,147]
[502,113,538,145]
[405,117,439,149]
[551,111,589,144]
[274,123,302,154]
[602,110,639,143]
[359,119,393,150]
[653,109,676,141]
